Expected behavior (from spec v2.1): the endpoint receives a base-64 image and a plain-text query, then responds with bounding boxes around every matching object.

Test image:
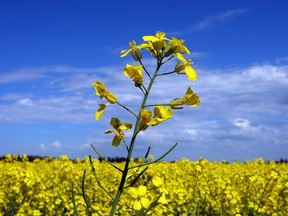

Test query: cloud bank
[0,61,287,161]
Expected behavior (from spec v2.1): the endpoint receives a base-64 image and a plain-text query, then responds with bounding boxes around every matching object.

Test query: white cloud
[1,63,288,125]
[184,129,198,136]
[192,8,250,31]
[51,141,61,148]
[1,62,288,161]
[0,70,46,83]
[40,143,47,151]
[275,56,288,64]
[233,118,251,129]
[17,98,33,106]
[0,65,113,84]
[232,118,261,136]
[40,141,62,152]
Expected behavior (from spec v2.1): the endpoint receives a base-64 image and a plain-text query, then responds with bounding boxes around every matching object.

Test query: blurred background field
[1,154,288,215]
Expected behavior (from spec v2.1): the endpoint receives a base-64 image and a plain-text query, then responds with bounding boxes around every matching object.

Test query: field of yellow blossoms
[1,154,288,215]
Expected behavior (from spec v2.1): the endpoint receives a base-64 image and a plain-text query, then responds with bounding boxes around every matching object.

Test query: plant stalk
[109,59,162,215]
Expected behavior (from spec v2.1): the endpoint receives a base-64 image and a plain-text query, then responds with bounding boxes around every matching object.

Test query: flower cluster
[92,31,200,147]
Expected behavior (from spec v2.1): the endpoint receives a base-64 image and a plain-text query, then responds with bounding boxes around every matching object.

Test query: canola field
[1,154,288,216]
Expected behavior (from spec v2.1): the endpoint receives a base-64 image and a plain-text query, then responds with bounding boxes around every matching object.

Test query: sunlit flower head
[143,31,168,52]
[152,176,164,187]
[128,185,151,211]
[174,53,197,81]
[170,87,200,109]
[123,64,144,87]
[105,118,132,146]
[93,81,117,104]
[146,106,173,126]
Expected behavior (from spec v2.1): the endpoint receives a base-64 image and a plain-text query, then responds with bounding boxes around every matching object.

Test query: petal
[153,106,162,117]
[105,92,117,104]
[158,194,168,204]
[141,109,152,119]
[110,118,121,129]
[146,118,158,126]
[120,48,132,57]
[138,185,147,196]
[133,200,142,211]
[185,87,193,96]
[155,106,173,118]
[129,187,139,199]
[152,177,163,187]
[118,122,132,130]
[104,129,114,134]
[112,136,121,147]
[185,66,197,81]
[142,35,156,41]
[95,104,107,120]
[138,43,150,49]
[123,64,132,77]
[123,65,144,85]
[170,98,184,108]
[92,81,106,96]
[181,46,190,54]
[92,81,117,103]
[186,94,200,106]
[175,64,186,73]
[146,106,173,126]
[139,109,152,130]
[140,197,151,209]
[174,53,187,63]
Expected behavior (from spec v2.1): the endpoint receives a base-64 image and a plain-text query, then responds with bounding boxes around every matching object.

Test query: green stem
[162,55,174,64]
[156,71,177,76]
[89,156,115,199]
[129,142,178,169]
[109,58,162,216]
[122,139,129,152]
[71,182,79,216]
[124,147,151,189]
[90,144,123,172]
[116,101,137,118]
[139,59,152,80]
[144,103,170,108]
[140,84,148,94]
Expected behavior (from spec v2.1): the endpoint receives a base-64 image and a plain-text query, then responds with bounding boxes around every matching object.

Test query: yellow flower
[129,185,151,211]
[167,37,190,54]
[159,194,168,204]
[120,41,149,61]
[174,53,197,81]
[123,64,144,87]
[152,176,164,187]
[146,106,173,126]
[139,109,153,131]
[95,103,107,120]
[170,87,200,109]
[93,81,117,104]
[105,118,132,147]
[143,31,168,52]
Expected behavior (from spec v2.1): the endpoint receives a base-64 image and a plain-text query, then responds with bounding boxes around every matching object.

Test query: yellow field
[1,155,288,215]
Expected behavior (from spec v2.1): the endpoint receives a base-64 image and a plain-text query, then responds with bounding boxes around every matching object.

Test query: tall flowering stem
[110,56,162,215]
[81,31,200,215]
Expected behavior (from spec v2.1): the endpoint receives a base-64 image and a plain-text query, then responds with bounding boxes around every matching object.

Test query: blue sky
[1,0,288,162]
